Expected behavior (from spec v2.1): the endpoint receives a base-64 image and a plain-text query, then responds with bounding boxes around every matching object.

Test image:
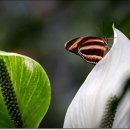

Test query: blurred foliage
[0,0,129,128]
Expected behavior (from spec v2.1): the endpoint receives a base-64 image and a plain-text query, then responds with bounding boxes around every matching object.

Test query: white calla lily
[63,26,130,128]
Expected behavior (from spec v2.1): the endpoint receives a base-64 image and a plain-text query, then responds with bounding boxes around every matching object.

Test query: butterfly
[64,36,108,64]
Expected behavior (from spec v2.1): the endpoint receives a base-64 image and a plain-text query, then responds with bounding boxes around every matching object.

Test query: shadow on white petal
[113,88,130,128]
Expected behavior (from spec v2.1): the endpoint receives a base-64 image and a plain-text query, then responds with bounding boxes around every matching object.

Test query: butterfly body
[64,37,108,64]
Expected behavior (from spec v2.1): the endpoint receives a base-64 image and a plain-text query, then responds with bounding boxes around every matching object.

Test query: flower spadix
[64,26,130,128]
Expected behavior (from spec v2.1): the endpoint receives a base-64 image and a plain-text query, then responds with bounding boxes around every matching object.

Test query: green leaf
[0,51,51,128]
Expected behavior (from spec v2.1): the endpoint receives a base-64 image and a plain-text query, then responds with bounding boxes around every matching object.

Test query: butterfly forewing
[64,37,85,54]
[64,36,108,64]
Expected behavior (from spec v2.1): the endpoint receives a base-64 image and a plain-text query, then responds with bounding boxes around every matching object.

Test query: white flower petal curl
[63,27,130,128]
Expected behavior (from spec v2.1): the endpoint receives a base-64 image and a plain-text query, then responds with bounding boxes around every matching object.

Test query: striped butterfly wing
[64,37,86,55]
[65,37,108,64]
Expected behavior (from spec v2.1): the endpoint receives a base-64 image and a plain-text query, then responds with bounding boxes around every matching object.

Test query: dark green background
[0,0,129,128]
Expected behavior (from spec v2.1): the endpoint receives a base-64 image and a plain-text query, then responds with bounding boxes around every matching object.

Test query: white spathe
[63,27,130,128]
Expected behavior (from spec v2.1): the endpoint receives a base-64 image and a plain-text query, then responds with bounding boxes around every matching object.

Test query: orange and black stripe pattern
[64,37,108,64]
